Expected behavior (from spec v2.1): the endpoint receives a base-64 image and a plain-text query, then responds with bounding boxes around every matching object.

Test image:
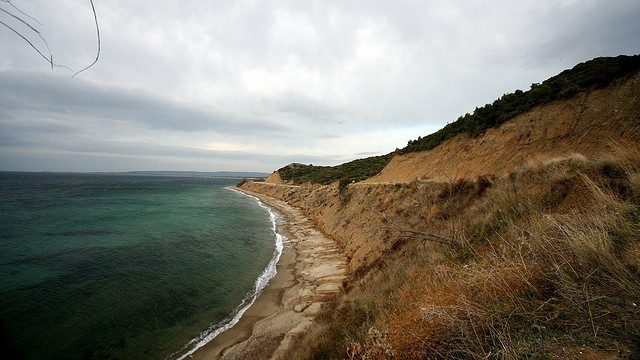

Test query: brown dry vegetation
[241,144,640,359]
[365,71,640,184]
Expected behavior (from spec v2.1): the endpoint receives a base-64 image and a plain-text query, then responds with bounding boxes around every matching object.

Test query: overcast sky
[1,0,639,173]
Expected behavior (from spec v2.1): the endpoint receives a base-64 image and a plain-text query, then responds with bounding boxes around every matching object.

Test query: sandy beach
[190,187,347,360]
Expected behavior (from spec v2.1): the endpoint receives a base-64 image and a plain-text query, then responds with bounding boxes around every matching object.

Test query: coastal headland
[198,56,640,359]
[191,188,347,359]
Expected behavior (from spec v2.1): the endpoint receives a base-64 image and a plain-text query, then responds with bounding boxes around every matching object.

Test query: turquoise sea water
[0,172,282,360]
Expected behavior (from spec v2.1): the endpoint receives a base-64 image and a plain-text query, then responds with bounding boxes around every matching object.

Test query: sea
[0,172,285,360]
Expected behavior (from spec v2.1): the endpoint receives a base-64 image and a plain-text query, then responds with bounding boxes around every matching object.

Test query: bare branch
[0,6,53,56]
[1,0,42,25]
[1,0,100,75]
[1,7,40,34]
[371,207,458,247]
[10,3,41,25]
[73,0,100,77]
[0,19,72,71]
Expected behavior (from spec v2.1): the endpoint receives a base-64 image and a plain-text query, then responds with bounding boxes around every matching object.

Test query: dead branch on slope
[372,207,458,248]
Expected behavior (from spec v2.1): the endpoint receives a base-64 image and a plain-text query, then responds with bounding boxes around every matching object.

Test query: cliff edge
[365,71,640,183]
[240,59,640,359]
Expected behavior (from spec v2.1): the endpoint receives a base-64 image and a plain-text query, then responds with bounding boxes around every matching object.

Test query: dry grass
[233,334,286,360]
[283,146,640,359]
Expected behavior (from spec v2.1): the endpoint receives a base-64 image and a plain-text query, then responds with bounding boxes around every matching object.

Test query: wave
[166,188,286,360]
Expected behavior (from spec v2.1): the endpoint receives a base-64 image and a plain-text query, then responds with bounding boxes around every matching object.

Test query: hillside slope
[270,55,640,185]
[242,146,640,359]
[365,71,640,183]
[240,58,640,359]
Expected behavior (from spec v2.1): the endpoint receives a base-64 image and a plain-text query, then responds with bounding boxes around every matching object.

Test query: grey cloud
[272,91,349,122]
[0,136,337,172]
[0,71,282,134]
[489,0,640,70]
[2,0,640,172]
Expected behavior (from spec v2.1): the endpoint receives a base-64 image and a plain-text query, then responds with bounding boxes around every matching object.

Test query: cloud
[0,71,283,134]
[1,0,639,172]
[0,139,335,173]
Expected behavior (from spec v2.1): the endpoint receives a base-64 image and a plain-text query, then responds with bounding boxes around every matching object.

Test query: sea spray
[169,188,286,360]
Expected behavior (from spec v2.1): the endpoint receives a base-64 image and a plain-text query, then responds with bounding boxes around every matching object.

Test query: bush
[398,55,640,155]
[286,148,640,359]
[276,55,640,186]
[277,153,394,185]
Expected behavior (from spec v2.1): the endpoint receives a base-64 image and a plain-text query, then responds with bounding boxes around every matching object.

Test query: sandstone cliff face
[241,181,452,274]
[248,71,640,274]
[264,171,284,184]
[365,72,640,183]
[243,71,640,359]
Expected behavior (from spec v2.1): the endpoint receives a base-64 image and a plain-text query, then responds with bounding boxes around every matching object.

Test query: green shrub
[277,154,393,185]
[399,55,640,155]
[278,55,640,185]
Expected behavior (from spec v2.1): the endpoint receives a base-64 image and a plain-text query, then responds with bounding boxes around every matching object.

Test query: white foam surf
[167,188,286,360]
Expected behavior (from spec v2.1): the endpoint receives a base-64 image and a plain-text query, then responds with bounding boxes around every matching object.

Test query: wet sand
[191,188,347,359]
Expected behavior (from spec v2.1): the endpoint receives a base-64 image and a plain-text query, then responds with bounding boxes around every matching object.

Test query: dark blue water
[0,173,280,360]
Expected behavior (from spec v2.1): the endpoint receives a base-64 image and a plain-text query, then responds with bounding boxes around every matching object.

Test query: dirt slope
[250,72,640,274]
[364,72,640,183]
[264,171,284,184]
[241,181,451,274]
[241,70,640,358]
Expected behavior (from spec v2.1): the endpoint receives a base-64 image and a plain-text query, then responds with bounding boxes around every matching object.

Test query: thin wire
[72,0,100,77]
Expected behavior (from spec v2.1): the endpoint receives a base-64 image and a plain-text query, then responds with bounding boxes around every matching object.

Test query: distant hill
[275,154,393,185]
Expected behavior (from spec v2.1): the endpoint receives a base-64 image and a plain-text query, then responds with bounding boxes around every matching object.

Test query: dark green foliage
[278,55,640,185]
[277,154,393,185]
[399,54,640,154]
[338,179,351,192]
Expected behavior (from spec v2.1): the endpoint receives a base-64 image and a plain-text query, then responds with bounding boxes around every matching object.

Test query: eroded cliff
[239,67,640,359]
[247,70,640,276]
[365,72,640,183]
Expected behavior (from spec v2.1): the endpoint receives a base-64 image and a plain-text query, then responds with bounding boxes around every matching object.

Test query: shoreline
[190,187,347,359]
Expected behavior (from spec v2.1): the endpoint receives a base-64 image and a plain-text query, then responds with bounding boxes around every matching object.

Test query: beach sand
[190,188,348,360]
